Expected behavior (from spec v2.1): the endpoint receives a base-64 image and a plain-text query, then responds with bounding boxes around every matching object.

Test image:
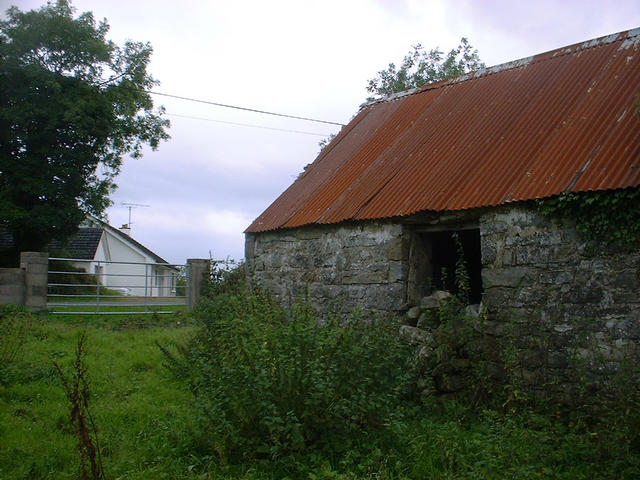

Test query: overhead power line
[148,90,346,127]
[166,112,332,137]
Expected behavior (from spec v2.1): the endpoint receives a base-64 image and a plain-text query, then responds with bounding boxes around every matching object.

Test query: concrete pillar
[20,251,48,309]
[187,258,210,308]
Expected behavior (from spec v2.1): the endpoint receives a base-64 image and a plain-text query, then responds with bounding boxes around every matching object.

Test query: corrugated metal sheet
[247,29,640,233]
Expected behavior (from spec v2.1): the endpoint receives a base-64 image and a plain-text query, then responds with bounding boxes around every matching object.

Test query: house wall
[480,205,640,388]
[246,204,640,393]
[93,232,147,295]
[245,221,409,314]
[91,230,175,297]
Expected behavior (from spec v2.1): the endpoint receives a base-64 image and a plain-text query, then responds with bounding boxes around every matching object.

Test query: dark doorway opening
[429,229,482,304]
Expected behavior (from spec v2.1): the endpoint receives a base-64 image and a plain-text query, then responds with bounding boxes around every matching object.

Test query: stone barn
[245,29,640,383]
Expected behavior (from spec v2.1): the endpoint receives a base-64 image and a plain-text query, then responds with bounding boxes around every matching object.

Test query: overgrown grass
[0,311,199,479]
[1,299,639,479]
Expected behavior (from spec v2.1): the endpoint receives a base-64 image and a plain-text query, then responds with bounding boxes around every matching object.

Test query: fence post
[187,258,210,308]
[20,251,48,310]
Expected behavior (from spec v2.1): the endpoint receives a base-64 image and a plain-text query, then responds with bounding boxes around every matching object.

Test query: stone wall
[0,267,25,305]
[480,205,640,390]
[245,221,409,314]
[0,252,48,309]
[246,204,640,396]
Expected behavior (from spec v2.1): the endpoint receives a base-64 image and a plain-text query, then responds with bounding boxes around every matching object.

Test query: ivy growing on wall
[536,186,640,249]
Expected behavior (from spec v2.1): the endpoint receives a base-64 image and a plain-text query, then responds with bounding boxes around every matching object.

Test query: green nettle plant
[163,287,418,467]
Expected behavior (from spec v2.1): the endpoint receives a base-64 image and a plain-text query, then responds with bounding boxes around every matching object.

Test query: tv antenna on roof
[121,202,150,227]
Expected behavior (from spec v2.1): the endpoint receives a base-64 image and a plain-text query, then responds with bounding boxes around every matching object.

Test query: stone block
[611,270,640,289]
[420,290,452,308]
[482,268,527,288]
[24,263,48,275]
[20,251,48,266]
[399,325,432,345]
[345,236,376,247]
[555,271,574,284]
[483,287,515,312]
[387,237,408,261]
[388,261,407,282]
[342,271,387,285]
[479,220,509,235]
[365,283,405,311]
[0,269,24,284]
[244,234,256,260]
[501,247,516,266]
[406,306,422,320]
[481,238,498,265]
[553,324,573,333]
[347,286,366,299]
[295,229,322,240]
[0,284,24,296]
[564,284,604,304]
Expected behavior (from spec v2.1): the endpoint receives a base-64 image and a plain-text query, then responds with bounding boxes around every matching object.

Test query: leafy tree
[319,38,484,152]
[0,0,169,256]
[366,37,484,99]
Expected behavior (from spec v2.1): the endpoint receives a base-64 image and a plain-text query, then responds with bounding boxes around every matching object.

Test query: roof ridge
[247,26,640,233]
[362,27,640,109]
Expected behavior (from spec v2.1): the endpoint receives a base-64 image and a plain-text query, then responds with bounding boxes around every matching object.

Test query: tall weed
[0,304,35,381]
[53,332,106,480]
[168,288,418,467]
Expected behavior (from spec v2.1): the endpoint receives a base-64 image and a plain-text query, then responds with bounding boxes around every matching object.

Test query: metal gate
[47,257,188,315]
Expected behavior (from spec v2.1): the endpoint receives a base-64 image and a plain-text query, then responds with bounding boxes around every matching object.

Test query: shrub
[48,259,99,296]
[0,304,34,378]
[170,289,418,467]
[206,259,245,297]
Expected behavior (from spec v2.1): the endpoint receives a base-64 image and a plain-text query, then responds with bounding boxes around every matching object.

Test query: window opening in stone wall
[429,229,482,304]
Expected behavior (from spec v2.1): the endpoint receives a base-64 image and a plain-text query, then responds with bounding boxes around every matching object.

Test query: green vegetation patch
[0,312,197,480]
[1,299,639,479]
[537,186,640,249]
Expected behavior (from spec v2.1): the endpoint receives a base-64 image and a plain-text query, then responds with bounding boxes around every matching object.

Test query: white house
[54,216,178,297]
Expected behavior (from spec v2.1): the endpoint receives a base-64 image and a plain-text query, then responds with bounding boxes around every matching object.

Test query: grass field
[1,307,639,479]
[0,311,200,479]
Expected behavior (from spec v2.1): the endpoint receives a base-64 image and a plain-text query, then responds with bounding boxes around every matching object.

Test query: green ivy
[536,186,640,248]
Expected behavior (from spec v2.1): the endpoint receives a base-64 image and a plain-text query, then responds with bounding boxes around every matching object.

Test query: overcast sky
[4,0,640,264]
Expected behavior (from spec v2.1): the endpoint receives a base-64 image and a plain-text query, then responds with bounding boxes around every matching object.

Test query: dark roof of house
[49,228,103,259]
[247,28,640,233]
[1,221,170,265]
[0,224,102,259]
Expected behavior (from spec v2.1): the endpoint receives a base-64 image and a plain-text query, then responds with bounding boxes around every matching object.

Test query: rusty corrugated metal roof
[247,29,640,233]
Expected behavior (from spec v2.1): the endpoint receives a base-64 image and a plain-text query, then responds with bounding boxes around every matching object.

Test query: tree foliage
[366,37,485,99]
[0,0,169,254]
[319,38,484,152]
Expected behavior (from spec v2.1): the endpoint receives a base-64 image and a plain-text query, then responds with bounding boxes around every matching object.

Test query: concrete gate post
[187,258,210,308]
[20,251,48,309]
